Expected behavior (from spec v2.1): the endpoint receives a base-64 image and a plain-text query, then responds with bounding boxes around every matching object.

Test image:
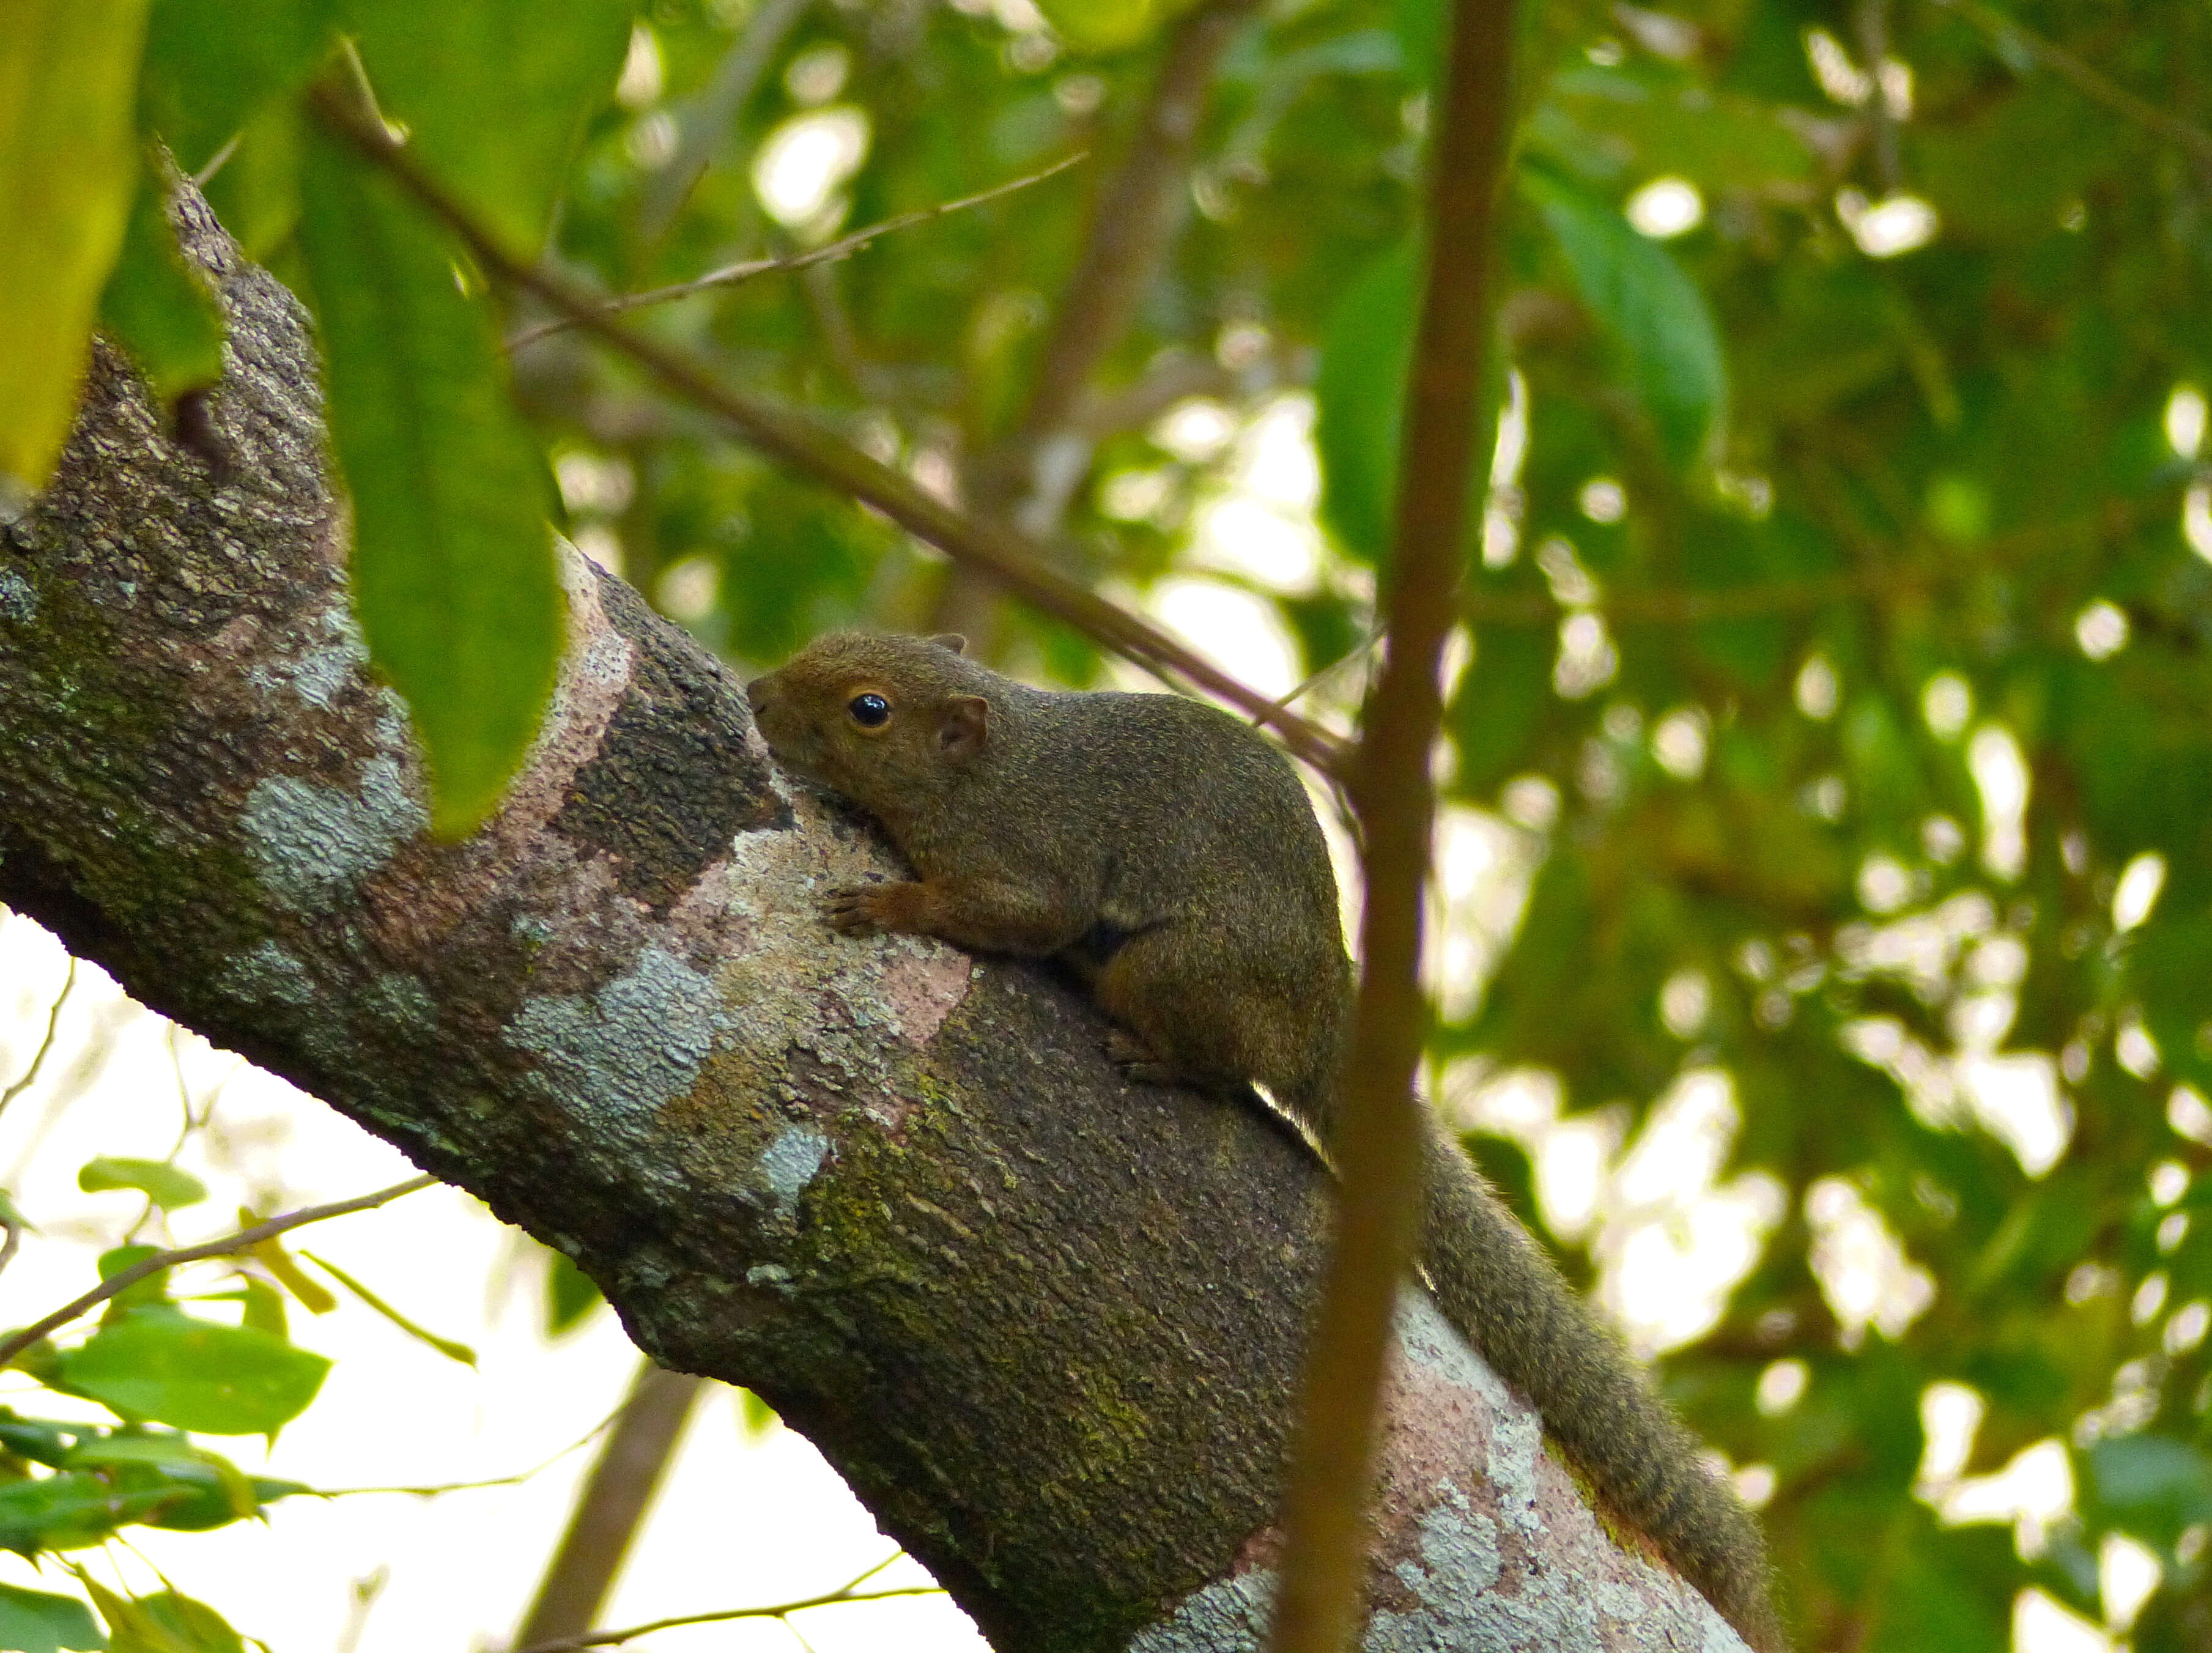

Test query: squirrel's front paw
[1104,1028,1177,1087]
[824,879,920,935]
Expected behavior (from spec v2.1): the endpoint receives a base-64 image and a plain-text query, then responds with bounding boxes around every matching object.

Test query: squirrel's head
[746,632,989,802]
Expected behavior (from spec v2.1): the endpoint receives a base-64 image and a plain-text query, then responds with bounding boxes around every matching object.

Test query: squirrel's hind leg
[1091,928,1305,1101]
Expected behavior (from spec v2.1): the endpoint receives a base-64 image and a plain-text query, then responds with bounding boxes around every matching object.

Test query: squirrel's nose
[744,679,768,712]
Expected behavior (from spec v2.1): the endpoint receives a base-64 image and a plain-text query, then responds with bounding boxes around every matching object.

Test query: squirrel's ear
[927,632,967,656]
[939,694,988,758]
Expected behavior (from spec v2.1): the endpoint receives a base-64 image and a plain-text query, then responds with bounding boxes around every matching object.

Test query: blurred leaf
[1032,0,1177,54]
[93,1247,171,1316]
[544,1247,601,1339]
[303,1251,475,1365]
[738,1385,779,1438]
[98,152,227,407]
[0,1416,84,1473]
[1522,163,1726,472]
[136,0,336,176]
[0,0,150,498]
[78,1158,204,1211]
[2082,1434,2212,1548]
[1314,240,1417,562]
[344,0,632,254]
[75,1581,240,1653]
[197,97,303,262]
[295,123,564,837]
[0,1582,105,1653]
[242,1214,336,1315]
[0,1474,176,1555]
[56,1308,329,1436]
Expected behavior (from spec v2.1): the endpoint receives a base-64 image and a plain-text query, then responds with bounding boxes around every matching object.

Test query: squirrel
[745,631,1783,1652]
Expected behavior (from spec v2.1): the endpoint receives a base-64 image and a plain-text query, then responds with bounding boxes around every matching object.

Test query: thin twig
[0,1173,437,1366]
[1267,0,1518,1644]
[0,959,76,1122]
[308,84,1348,778]
[511,1552,937,1653]
[510,154,1087,352]
[311,1402,626,1498]
[1931,0,2212,166]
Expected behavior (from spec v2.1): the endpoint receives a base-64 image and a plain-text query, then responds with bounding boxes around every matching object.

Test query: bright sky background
[0,388,2132,1652]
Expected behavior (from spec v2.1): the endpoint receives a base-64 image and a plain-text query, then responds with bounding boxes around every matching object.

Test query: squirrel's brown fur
[747,631,1783,1651]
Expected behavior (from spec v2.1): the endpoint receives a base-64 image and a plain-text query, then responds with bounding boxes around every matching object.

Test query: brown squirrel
[746,631,1783,1651]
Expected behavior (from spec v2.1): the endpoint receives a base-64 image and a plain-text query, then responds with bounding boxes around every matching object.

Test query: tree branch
[513,1360,708,1649]
[308,84,1347,778]
[0,1175,437,1366]
[1268,0,1519,1646]
[0,171,1753,1653]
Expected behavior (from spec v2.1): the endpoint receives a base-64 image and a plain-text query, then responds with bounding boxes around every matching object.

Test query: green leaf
[137,0,337,176]
[77,1159,205,1212]
[1522,165,1726,473]
[295,124,565,837]
[2082,1434,2212,1547]
[344,0,632,253]
[198,98,304,263]
[1031,0,1177,53]
[303,1251,475,1365]
[0,1474,176,1555]
[544,1247,601,1339]
[0,0,152,499]
[1314,241,1419,563]
[56,1309,329,1436]
[93,1247,171,1315]
[59,1435,303,1533]
[0,1582,105,1653]
[113,1594,239,1653]
[0,1415,88,1472]
[75,1582,239,1653]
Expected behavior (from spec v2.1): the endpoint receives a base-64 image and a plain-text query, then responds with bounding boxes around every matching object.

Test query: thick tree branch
[1269,0,1519,1647]
[0,182,1744,1652]
[308,84,1345,779]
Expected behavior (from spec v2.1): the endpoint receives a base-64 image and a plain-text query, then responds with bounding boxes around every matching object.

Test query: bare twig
[1931,0,2212,166]
[511,1552,939,1653]
[309,84,1348,777]
[1267,0,1518,1645]
[0,958,75,1122]
[314,1400,628,1498]
[510,155,1086,353]
[0,1173,437,1366]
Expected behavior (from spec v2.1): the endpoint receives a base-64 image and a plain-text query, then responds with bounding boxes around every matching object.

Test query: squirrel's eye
[848,693,890,728]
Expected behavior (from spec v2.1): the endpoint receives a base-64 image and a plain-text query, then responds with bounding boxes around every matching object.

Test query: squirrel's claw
[823,883,890,934]
[1104,1028,1176,1086]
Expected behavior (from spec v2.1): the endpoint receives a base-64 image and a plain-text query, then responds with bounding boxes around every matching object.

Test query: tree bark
[0,187,1745,1653]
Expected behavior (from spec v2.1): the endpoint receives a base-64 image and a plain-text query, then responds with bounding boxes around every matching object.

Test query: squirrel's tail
[1414,1118,1786,1652]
